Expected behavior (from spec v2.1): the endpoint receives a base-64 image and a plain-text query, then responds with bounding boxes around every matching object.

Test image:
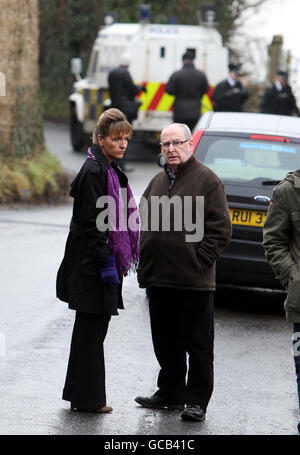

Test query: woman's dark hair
[92,108,132,143]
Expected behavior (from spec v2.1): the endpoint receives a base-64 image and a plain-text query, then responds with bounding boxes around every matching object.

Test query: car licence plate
[229,208,267,227]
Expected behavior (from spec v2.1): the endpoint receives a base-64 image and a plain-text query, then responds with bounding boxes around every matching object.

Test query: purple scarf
[88,148,140,276]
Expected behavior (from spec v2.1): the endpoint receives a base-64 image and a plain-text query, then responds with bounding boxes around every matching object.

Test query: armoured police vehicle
[69,21,229,157]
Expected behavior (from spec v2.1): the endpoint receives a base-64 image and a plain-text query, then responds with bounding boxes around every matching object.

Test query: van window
[160,47,165,58]
[87,50,99,78]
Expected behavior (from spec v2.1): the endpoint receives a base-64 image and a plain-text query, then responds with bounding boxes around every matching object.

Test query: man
[260,70,299,116]
[108,52,145,171]
[108,52,144,124]
[211,63,248,112]
[165,51,209,132]
[263,171,300,434]
[135,123,232,422]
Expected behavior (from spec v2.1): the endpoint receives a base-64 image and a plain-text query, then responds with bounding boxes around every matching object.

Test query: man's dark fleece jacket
[137,155,232,291]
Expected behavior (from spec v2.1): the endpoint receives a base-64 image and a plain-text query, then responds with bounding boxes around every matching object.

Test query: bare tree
[216,0,267,45]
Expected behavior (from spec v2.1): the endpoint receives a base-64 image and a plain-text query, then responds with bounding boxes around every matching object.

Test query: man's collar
[164,154,196,175]
[293,170,300,188]
[227,76,236,87]
[183,62,194,68]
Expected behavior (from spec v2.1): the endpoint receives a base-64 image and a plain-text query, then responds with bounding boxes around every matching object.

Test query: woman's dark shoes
[71,405,113,413]
[181,405,205,422]
[135,394,184,411]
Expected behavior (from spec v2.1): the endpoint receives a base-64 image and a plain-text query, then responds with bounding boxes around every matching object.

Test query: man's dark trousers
[148,287,214,412]
[293,323,300,408]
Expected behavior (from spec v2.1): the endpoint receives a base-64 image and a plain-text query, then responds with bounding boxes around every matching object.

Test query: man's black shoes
[135,394,184,411]
[181,405,205,422]
[135,395,205,421]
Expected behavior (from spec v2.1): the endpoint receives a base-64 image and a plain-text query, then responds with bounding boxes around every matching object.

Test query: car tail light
[192,129,205,152]
[250,134,290,143]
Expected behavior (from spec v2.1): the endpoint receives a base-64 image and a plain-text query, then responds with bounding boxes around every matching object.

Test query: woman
[56,108,139,413]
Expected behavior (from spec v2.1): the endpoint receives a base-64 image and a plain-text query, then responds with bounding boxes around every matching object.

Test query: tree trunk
[0,0,44,158]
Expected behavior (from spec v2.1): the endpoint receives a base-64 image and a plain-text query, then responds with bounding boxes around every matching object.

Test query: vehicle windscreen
[194,135,300,182]
[87,50,99,79]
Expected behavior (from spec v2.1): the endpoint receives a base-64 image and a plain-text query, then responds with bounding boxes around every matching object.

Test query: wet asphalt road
[0,122,299,436]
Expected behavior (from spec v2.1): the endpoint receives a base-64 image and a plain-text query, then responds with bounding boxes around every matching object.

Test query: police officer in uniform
[108,52,145,123]
[212,64,248,112]
[108,52,146,171]
[260,70,299,116]
[165,51,209,132]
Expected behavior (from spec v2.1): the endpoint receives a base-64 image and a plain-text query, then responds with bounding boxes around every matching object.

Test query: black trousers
[62,311,110,409]
[148,287,214,412]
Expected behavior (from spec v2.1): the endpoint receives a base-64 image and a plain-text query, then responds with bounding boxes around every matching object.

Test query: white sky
[242,0,300,59]
[234,0,300,94]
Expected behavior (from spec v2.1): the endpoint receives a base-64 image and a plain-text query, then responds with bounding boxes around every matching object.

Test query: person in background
[260,70,299,116]
[263,171,300,434]
[108,52,146,171]
[135,122,231,423]
[56,108,139,414]
[211,63,248,112]
[165,51,209,132]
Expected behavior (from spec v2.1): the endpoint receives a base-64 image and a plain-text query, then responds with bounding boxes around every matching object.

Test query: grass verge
[0,150,70,204]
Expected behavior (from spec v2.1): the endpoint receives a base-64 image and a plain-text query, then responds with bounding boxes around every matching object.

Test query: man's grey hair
[177,123,192,140]
[161,123,192,141]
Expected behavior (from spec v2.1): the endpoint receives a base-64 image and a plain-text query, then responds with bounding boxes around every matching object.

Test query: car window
[194,136,300,182]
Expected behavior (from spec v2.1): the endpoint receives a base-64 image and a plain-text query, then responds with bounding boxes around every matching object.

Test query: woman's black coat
[56,144,128,316]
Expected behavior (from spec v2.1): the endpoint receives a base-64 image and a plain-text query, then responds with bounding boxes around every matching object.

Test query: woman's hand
[100,255,120,285]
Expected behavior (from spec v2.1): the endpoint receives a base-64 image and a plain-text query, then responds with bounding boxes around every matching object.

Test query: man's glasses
[160,139,191,150]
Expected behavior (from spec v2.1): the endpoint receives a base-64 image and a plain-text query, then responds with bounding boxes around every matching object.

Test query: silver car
[193,111,300,295]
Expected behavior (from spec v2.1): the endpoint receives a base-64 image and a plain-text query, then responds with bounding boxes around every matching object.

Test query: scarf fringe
[120,259,139,277]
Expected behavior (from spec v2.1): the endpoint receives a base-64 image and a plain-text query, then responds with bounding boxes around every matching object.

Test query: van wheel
[70,104,84,152]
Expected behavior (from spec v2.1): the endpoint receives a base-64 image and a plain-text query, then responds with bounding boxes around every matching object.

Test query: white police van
[69,20,228,156]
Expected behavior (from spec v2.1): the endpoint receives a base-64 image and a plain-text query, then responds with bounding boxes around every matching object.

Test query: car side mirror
[157,153,165,167]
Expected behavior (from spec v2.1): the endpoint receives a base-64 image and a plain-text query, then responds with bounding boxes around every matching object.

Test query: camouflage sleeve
[262,188,294,285]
